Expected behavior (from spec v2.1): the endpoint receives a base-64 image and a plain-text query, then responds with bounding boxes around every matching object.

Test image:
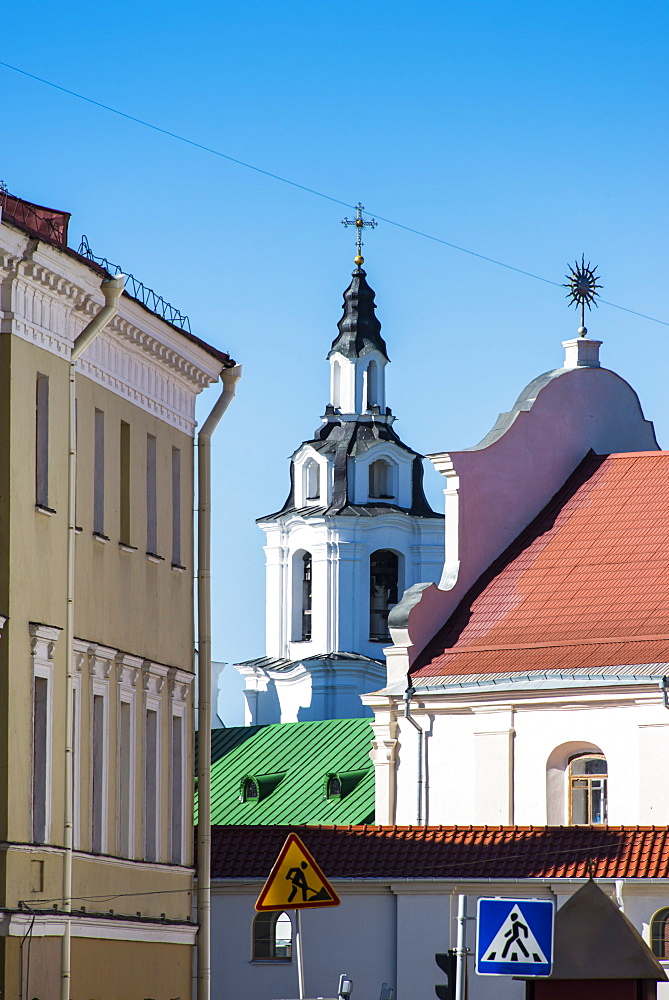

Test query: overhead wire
[1,59,667,328]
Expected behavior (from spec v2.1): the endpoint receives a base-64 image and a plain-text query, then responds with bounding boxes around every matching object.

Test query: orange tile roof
[209,824,669,880]
[412,452,669,679]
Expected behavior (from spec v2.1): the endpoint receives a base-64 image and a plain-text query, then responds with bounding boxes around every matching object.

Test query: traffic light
[435,949,456,1000]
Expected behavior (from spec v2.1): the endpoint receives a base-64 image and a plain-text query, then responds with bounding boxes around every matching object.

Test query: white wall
[212,879,669,1000]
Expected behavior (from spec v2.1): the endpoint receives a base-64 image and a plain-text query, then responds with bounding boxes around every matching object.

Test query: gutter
[196,364,242,1000]
[403,686,424,825]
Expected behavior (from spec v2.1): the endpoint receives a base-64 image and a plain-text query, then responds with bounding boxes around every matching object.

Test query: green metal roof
[195,718,375,826]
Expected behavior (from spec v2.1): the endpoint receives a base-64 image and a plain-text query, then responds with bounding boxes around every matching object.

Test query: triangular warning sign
[255,833,341,912]
[483,905,548,965]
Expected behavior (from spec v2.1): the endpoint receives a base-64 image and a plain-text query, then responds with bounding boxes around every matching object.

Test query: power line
[1,58,667,329]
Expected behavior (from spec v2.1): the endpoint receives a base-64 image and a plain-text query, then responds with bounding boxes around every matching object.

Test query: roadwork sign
[255,833,341,912]
[476,898,554,977]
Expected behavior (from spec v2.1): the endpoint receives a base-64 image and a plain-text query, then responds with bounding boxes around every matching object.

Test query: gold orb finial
[354,254,364,266]
[342,203,377,265]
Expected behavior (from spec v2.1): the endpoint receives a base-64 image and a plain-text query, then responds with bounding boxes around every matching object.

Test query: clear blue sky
[3,1,668,664]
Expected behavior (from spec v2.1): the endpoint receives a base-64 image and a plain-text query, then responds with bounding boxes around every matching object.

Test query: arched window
[369,459,394,499]
[366,360,379,409]
[370,550,399,641]
[301,552,312,641]
[569,753,607,824]
[651,908,669,959]
[241,777,259,802]
[305,460,320,501]
[252,911,293,961]
[325,774,342,799]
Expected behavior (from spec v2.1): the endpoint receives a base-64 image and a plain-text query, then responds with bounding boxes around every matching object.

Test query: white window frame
[142,660,168,863]
[71,639,87,851]
[29,623,60,845]
[116,652,141,859]
[89,645,114,855]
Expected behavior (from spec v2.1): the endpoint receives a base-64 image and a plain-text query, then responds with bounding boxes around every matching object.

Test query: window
[242,777,259,801]
[146,434,157,555]
[144,708,159,861]
[118,698,133,858]
[35,373,49,507]
[331,360,341,409]
[120,421,131,545]
[93,409,105,535]
[568,753,607,824]
[301,553,312,641]
[170,713,184,863]
[305,460,320,501]
[91,693,106,852]
[651,908,669,959]
[171,447,182,566]
[253,911,293,961]
[369,459,394,499]
[369,550,399,641]
[32,676,48,843]
[365,360,379,409]
[326,774,342,799]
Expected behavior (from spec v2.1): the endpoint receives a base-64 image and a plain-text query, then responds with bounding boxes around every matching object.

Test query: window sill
[119,542,138,553]
[93,532,109,544]
[146,552,165,564]
[369,636,390,643]
[249,959,292,964]
[171,563,187,573]
[35,504,56,517]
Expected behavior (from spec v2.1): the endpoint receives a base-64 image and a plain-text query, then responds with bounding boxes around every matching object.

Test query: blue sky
[3,1,668,664]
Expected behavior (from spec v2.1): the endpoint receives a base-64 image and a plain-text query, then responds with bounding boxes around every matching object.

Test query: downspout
[403,686,424,825]
[62,273,126,1000]
[196,364,242,1000]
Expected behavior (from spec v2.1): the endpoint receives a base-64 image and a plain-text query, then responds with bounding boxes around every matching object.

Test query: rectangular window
[35,373,49,507]
[171,447,181,567]
[171,714,184,864]
[146,434,157,555]
[120,421,131,544]
[144,708,158,862]
[94,409,105,535]
[32,676,48,843]
[91,693,105,853]
[119,699,132,857]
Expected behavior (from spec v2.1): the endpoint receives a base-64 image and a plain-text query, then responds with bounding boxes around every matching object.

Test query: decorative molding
[29,622,62,661]
[167,666,193,704]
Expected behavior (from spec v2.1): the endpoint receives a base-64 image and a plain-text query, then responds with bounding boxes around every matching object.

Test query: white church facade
[234,260,443,724]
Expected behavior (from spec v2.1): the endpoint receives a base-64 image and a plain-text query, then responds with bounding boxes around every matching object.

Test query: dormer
[292,445,331,508]
[351,445,414,508]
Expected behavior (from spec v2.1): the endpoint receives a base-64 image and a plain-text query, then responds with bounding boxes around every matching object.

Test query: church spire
[328,265,389,362]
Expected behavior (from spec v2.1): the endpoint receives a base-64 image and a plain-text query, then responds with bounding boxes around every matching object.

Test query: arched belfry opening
[369,459,394,500]
[369,550,399,641]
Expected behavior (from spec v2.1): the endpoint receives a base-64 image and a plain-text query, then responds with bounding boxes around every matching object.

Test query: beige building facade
[0,191,234,999]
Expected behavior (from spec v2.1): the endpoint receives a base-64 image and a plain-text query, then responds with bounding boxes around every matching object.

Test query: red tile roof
[209,824,669,880]
[412,452,669,679]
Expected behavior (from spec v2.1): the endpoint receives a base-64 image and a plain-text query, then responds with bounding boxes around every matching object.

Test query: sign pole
[455,894,467,1000]
[295,909,305,999]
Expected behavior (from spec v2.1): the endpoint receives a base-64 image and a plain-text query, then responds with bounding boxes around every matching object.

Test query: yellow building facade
[0,192,233,999]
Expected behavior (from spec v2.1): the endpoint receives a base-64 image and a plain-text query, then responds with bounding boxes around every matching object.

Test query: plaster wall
[212,880,669,1000]
[388,692,669,827]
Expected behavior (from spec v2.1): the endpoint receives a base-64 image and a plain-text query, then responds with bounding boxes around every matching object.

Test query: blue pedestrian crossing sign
[476,898,554,977]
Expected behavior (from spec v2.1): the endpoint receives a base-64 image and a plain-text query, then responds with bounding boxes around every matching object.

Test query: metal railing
[77,235,192,333]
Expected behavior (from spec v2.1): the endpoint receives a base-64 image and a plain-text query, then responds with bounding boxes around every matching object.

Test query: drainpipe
[196,364,242,1000]
[403,686,424,825]
[62,273,126,1000]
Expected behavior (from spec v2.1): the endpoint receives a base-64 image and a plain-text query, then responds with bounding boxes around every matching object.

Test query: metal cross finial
[341,202,377,266]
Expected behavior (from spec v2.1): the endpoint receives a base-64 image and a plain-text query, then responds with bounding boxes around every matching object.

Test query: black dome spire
[328,266,389,361]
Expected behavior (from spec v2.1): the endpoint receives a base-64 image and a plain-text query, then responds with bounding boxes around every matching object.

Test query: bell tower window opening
[568,753,607,824]
[651,908,669,959]
[305,460,320,501]
[331,359,341,409]
[365,360,379,410]
[301,553,312,641]
[369,459,394,500]
[369,550,399,641]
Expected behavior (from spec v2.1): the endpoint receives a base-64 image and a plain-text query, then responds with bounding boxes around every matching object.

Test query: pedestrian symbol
[255,833,341,912]
[476,898,554,977]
